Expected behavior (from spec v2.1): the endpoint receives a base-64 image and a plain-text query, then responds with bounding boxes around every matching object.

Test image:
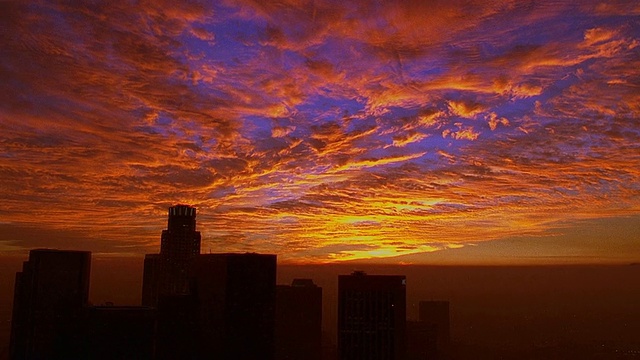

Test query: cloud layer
[1,1,639,262]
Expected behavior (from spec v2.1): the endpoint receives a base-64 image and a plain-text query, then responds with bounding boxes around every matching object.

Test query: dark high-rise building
[159,204,201,296]
[276,279,322,360]
[191,253,277,360]
[141,254,160,307]
[338,271,406,360]
[10,249,91,360]
[418,301,450,360]
[142,205,201,306]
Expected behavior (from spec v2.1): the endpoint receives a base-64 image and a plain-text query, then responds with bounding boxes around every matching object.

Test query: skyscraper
[275,279,323,360]
[338,271,406,360]
[191,253,277,360]
[142,205,201,306]
[10,249,91,360]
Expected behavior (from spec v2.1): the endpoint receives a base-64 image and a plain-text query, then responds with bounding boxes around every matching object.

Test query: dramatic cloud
[0,0,639,263]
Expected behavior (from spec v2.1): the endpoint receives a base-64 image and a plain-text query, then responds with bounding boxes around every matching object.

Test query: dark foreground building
[191,253,277,360]
[276,279,323,360]
[84,306,156,360]
[338,271,406,360]
[142,205,279,359]
[155,295,199,360]
[10,206,281,360]
[142,205,201,306]
[10,249,91,360]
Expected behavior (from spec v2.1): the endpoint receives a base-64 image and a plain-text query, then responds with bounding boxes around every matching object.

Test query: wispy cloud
[0,1,638,263]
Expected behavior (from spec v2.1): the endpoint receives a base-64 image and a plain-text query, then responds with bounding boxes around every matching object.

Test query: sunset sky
[1,1,639,264]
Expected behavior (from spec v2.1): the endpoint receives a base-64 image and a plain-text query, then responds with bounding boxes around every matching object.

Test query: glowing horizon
[1,1,639,264]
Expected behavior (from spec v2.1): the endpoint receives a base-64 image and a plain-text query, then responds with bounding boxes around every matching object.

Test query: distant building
[406,320,438,360]
[338,271,406,360]
[10,249,91,360]
[84,306,156,360]
[191,253,277,360]
[417,301,450,360]
[141,254,160,307]
[276,279,322,360]
[142,205,201,306]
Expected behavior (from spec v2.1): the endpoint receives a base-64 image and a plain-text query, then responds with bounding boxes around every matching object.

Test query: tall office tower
[142,205,201,306]
[191,253,277,360]
[418,301,450,360]
[10,249,91,360]
[338,271,406,360]
[159,204,201,295]
[275,279,323,360]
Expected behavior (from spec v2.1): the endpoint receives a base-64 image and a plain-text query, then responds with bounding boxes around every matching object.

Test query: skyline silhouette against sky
[0,1,639,263]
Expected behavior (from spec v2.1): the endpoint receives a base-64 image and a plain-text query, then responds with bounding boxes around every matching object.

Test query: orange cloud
[1,1,639,264]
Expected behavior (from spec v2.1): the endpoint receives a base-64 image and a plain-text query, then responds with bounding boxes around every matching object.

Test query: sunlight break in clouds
[0,1,639,263]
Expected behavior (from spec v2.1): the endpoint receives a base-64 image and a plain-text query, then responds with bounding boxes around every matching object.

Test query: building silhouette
[8,205,320,359]
[142,205,201,306]
[141,253,160,307]
[155,294,199,360]
[191,253,277,360]
[406,320,438,360]
[276,279,323,360]
[10,249,91,360]
[338,271,406,360]
[84,305,156,360]
[418,301,450,360]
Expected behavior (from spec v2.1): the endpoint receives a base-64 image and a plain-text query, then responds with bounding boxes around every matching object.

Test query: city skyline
[1,1,639,264]
[5,247,639,359]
